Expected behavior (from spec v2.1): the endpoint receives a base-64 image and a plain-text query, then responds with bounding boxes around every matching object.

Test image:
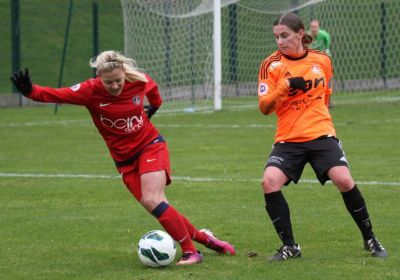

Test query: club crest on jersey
[132,96,141,105]
[269,61,282,71]
[258,82,268,96]
[70,83,81,92]
[312,65,321,74]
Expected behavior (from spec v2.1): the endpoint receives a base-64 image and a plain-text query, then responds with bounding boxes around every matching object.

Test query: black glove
[10,68,33,96]
[144,105,159,119]
[288,77,307,92]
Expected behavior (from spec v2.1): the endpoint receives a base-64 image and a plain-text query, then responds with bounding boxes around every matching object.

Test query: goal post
[121,0,400,112]
[213,0,222,111]
[121,0,237,112]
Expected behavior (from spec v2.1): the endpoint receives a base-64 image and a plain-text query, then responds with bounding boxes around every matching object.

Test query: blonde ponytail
[89,50,148,83]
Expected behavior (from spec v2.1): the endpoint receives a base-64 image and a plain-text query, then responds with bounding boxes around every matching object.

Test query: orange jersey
[258,49,335,143]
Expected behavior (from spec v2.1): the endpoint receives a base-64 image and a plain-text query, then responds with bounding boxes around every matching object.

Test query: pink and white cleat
[200,229,236,256]
[176,251,203,266]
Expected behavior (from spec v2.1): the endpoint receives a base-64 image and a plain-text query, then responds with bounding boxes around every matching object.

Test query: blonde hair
[89,50,148,83]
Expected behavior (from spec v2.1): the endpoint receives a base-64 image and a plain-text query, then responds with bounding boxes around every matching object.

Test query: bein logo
[100,115,143,133]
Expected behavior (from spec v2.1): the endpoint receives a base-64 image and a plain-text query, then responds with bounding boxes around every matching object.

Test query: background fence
[1,0,123,95]
[2,0,400,110]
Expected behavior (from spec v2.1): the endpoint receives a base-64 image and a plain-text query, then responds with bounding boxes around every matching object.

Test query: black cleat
[268,244,301,261]
[364,237,388,258]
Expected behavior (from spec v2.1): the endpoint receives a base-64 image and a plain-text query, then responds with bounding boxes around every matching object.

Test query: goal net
[121,0,400,112]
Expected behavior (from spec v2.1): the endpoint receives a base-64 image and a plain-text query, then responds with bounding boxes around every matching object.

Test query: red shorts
[116,142,172,201]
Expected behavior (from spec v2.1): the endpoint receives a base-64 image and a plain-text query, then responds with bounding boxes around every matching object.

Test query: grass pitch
[0,93,399,279]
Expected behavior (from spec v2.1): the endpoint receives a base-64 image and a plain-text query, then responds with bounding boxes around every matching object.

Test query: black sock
[341,185,374,241]
[264,191,295,246]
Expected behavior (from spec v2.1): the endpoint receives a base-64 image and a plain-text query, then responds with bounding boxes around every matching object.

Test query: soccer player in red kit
[10,50,235,265]
[257,13,387,261]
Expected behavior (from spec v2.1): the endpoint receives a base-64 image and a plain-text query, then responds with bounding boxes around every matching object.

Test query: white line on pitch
[0,119,91,127]
[157,123,276,128]
[2,118,400,129]
[0,172,399,186]
[0,172,119,179]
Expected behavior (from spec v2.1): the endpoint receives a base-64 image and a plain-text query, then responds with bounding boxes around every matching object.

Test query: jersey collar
[282,49,309,61]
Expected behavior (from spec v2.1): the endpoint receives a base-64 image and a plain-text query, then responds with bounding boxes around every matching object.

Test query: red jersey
[28,74,162,162]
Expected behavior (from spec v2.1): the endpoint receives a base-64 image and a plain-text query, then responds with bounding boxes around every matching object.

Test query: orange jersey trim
[258,51,284,80]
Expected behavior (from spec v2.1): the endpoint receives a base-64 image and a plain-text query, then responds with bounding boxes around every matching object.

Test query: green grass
[0,0,123,93]
[0,94,400,279]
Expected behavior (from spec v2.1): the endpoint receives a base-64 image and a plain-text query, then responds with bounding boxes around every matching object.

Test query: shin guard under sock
[341,185,374,241]
[179,214,208,244]
[152,202,197,253]
[264,191,295,246]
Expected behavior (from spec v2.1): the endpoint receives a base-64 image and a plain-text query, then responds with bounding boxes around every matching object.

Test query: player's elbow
[259,105,273,115]
[259,99,276,115]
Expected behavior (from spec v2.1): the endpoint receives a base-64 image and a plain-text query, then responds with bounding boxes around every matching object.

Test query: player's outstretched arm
[11,69,91,106]
[10,68,33,96]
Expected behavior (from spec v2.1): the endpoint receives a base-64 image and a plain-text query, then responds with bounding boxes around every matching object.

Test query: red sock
[157,206,197,253]
[180,214,209,245]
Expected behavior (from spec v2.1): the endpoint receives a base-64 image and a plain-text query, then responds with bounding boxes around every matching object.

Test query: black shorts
[265,136,349,185]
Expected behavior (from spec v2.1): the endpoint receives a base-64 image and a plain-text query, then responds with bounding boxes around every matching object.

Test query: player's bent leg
[262,167,300,261]
[262,166,288,193]
[328,166,387,258]
[140,171,202,265]
[327,166,354,192]
[140,170,168,212]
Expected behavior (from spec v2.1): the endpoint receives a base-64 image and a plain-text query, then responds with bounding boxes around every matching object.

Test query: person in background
[10,50,235,266]
[310,19,333,107]
[309,19,331,56]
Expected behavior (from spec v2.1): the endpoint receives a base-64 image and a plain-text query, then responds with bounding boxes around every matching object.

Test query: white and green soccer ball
[137,230,177,267]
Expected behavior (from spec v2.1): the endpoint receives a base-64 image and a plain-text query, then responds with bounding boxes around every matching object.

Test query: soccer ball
[137,230,177,267]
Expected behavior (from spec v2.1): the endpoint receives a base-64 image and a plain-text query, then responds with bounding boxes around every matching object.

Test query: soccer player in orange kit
[10,50,235,265]
[257,13,387,261]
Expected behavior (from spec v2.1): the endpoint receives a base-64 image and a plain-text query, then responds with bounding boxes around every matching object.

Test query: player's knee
[262,175,282,192]
[333,176,354,192]
[140,194,161,212]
